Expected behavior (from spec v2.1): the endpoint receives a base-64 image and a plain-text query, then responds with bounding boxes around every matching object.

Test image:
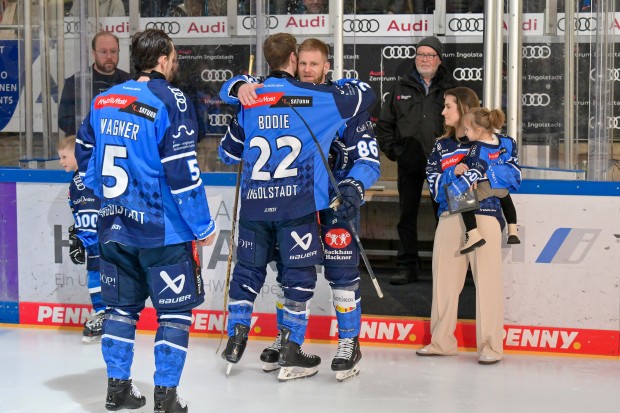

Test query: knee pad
[332,284,360,314]
[280,266,317,303]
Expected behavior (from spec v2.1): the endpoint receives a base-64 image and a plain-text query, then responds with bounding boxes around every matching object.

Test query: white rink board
[503,194,620,331]
[16,183,332,314]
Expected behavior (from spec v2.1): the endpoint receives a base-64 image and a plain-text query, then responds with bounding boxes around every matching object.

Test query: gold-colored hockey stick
[216,54,254,354]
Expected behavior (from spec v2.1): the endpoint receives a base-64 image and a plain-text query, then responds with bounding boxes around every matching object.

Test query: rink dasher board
[1,176,619,356]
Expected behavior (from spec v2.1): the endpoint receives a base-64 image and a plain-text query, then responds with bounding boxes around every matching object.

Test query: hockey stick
[284,101,384,299]
[216,54,255,354]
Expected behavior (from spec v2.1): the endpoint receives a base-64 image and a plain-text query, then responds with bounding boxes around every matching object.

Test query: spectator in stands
[446,0,483,12]
[288,0,328,13]
[58,31,130,135]
[375,36,457,285]
[69,0,126,17]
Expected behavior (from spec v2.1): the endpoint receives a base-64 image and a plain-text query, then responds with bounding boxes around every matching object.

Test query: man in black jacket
[376,36,457,285]
[58,31,130,135]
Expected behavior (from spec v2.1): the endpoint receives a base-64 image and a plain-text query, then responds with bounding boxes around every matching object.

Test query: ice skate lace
[86,313,105,330]
[267,331,282,351]
[298,346,318,360]
[130,384,142,399]
[334,338,355,359]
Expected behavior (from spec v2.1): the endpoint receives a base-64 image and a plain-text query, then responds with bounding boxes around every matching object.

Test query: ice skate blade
[82,335,102,344]
[336,364,361,382]
[226,363,233,376]
[262,362,280,373]
[277,366,319,382]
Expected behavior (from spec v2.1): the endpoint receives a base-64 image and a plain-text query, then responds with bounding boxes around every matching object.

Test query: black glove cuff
[338,178,365,202]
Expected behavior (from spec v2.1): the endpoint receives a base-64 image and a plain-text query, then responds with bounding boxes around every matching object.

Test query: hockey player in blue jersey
[447,107,521,254]
[57,135,106,343]
[76,29,216,413]
[217,32,376,381]
[226,39,381,382]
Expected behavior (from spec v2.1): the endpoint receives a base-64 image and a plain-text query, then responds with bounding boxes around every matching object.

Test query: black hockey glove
[328,139,349,171]
[68,224,85,265]
[330,178,364,221]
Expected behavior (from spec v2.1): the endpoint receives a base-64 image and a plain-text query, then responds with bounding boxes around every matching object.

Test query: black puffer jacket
[375,64,457,172]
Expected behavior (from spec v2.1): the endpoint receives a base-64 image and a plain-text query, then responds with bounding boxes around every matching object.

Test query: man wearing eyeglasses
[376,36,457,285]
[59,31,131,135]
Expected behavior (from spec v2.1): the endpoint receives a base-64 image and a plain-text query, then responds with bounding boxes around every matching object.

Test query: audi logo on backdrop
[145,21,181,35]
[343,18,380,33]
[64,21,81,34]
[382,46,416,59]
[242,15,278,30]
[589,116,620,130]
[522,45,551,59]
[209,114,233,127]
[448,17,484,32]
[453,68,483,82]
[557,17,596,32]
[522,93,550,106]
[589,68,620,82]
[327,69,359,79]
[201,69,234,82]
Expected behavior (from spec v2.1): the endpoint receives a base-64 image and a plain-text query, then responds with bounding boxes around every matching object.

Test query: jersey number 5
[102,145,128,198]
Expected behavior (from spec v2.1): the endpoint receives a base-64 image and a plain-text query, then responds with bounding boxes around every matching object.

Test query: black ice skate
[260,330,282,372]
[221,323,250,376]
[277,327,321,382]
[154,385,188,413]
[104,378,146,411]
[82,311,104,343]
[331,336,362,382]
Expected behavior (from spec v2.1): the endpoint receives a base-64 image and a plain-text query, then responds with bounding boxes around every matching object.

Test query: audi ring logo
[201,69,234,82]
[557,17,596,32]
[209,114,233,127]
[448,17,484,32]
[64,21,81,34]
[145,21,181,35]
[327,69,359,79]
[589,116,620,130]
[522,93,550,107]
[453,68,483,82]
[242,16,278,30]
[343,18,380,33]
[522,45,551,59]
[382,46,416,59]
[589,68,620,82]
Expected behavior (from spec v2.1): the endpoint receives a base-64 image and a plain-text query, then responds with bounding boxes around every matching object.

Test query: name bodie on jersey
[218,74,375,221]
[76,79,215,247]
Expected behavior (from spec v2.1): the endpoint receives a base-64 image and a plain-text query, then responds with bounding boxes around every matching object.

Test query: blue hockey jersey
[460,134,521,192]
[68,171,100,249]
[219,75,380,194]
[218,72,376,221]
[76,79,216,247]
[426,135,517,224]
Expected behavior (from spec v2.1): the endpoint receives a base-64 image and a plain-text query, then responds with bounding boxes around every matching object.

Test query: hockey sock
[333,285,361,338]
[282,299,309,345]
[275,285,284,330]
[87,269,105,313]
[227,300,254,337]
[101,308,139,380]
[154,312,192,388]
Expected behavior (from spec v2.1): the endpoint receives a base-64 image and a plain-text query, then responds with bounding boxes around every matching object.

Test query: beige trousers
[427,213,504,359]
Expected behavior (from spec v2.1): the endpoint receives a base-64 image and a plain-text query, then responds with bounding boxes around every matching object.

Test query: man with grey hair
[376,36,457,285]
